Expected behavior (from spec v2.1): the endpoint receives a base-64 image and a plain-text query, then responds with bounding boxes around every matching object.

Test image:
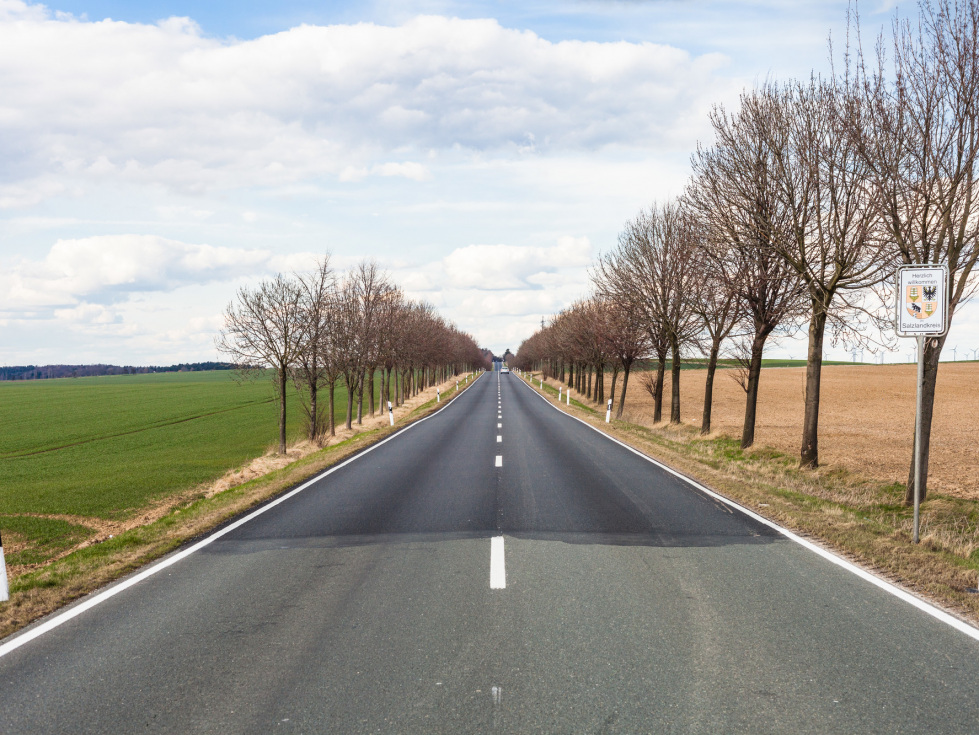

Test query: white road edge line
[0,372,489,660]
[514,375,979,643]
[490,536,506,589]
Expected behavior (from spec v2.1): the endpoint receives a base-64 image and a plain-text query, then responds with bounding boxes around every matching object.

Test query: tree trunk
[701,340,721,435]
[653,356,665,423]
[904,334,946,505]
[616,360,632,420]
[800,304,829,468]
[328,381,336,437]
[357,373,364,424]
[345,373,354,430]
[609,364,620,407]
[670,339,681,424]
[741,333,767,449]
[278,368,287,454]
[368,368,376,417]
[309,380,318,441]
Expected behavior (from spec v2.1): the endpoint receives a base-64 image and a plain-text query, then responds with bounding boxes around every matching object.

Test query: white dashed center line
[497,423,501,428]
[497,435,502,442]
[495,455,503,467]
[490,536,506,589]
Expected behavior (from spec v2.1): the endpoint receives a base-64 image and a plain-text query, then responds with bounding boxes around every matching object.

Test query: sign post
[606,399,612,423]
[895,265,949,544]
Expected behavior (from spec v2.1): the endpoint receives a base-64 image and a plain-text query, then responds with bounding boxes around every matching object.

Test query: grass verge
[0,372,482,641]
[523,370,979,628]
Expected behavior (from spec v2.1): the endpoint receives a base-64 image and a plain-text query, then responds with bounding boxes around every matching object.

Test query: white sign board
[895,265,949,337]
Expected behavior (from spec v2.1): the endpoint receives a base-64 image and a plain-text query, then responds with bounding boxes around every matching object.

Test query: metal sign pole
[914,335,924,544]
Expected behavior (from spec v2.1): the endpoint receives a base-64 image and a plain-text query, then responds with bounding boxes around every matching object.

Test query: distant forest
[0,362,235,381]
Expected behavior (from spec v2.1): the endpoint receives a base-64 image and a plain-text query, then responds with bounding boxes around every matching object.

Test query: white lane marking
[495,455,503,467]
[497,423,502,428]
[490,536,506,589]
[497,436,502,443]
[512,375,979,643]
[0,371,489,660]
[492,685,503,705]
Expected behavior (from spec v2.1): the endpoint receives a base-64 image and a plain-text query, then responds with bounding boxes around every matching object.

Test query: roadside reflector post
[437,388,440,403]
[606,398,612,423]
[559,387,563,401]
[388,400,394,426]
[0,530,8,602]
[894,264,949,544]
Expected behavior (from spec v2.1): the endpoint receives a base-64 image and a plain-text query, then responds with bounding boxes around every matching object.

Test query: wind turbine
[951,345,958,361]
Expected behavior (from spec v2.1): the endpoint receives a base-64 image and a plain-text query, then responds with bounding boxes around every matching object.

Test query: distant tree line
[217,255,490,454]
[0,362,235,381]
[515,0,979,505]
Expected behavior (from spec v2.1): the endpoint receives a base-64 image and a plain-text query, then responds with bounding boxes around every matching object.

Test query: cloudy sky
[6,0,973,366]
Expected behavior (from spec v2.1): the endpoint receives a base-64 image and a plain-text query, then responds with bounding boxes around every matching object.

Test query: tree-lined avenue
[1,369,978,733]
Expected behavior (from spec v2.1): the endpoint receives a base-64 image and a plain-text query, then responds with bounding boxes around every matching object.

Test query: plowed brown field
[608,362,979,499]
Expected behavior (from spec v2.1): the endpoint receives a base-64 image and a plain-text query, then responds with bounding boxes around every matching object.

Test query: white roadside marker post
[0,530,8,602]
[606,398,612,423]
[388,400,394,426]
[559,387,562,401]
[437,388,440,403]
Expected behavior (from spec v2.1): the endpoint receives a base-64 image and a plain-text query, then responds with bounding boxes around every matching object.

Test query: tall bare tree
[293,255,336,442]
[851,0,979,502]
[683,210,743,434]
[750,78,888,467]
[217,273,305,454]
[687,96,807,448]
[598,202,702,425]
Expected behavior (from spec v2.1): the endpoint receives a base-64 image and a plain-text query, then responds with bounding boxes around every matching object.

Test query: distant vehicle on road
[500,366,509,374]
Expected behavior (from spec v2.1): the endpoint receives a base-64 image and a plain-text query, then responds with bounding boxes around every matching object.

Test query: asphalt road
[2,370,979,734]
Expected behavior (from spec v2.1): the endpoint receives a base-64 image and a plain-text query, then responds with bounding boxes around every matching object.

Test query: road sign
[895,265,949,337]
[894,264,949,544]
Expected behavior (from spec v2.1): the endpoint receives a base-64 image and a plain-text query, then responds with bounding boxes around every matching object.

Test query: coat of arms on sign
[906,284,937,319]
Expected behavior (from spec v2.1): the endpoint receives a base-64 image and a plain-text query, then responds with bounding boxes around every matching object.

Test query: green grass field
[0,370,394,564]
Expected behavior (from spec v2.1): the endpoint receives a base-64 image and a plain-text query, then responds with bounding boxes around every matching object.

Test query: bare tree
[851,0,979,502]
[683,211,743,434]
[687,95,807,448]
[598,202,702,425]
[293,255,336,443]
[217,273,305,454]
[751,78,888,467]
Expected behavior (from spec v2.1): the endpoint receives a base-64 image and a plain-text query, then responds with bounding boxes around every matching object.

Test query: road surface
[1,370,979,733]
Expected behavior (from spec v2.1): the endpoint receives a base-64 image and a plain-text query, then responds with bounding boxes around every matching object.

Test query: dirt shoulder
[0,373,482,640]
[521,370,979,630]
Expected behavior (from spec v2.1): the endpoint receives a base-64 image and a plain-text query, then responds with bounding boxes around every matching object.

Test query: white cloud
[0,235,286,311]
[440,237,591,290]
[0,7,730,203]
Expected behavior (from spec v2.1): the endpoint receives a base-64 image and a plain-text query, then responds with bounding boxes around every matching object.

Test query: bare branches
[217,259,486,452]
[216,273,306,454]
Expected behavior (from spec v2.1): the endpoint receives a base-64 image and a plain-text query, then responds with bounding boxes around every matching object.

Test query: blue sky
[6,0,973,366]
